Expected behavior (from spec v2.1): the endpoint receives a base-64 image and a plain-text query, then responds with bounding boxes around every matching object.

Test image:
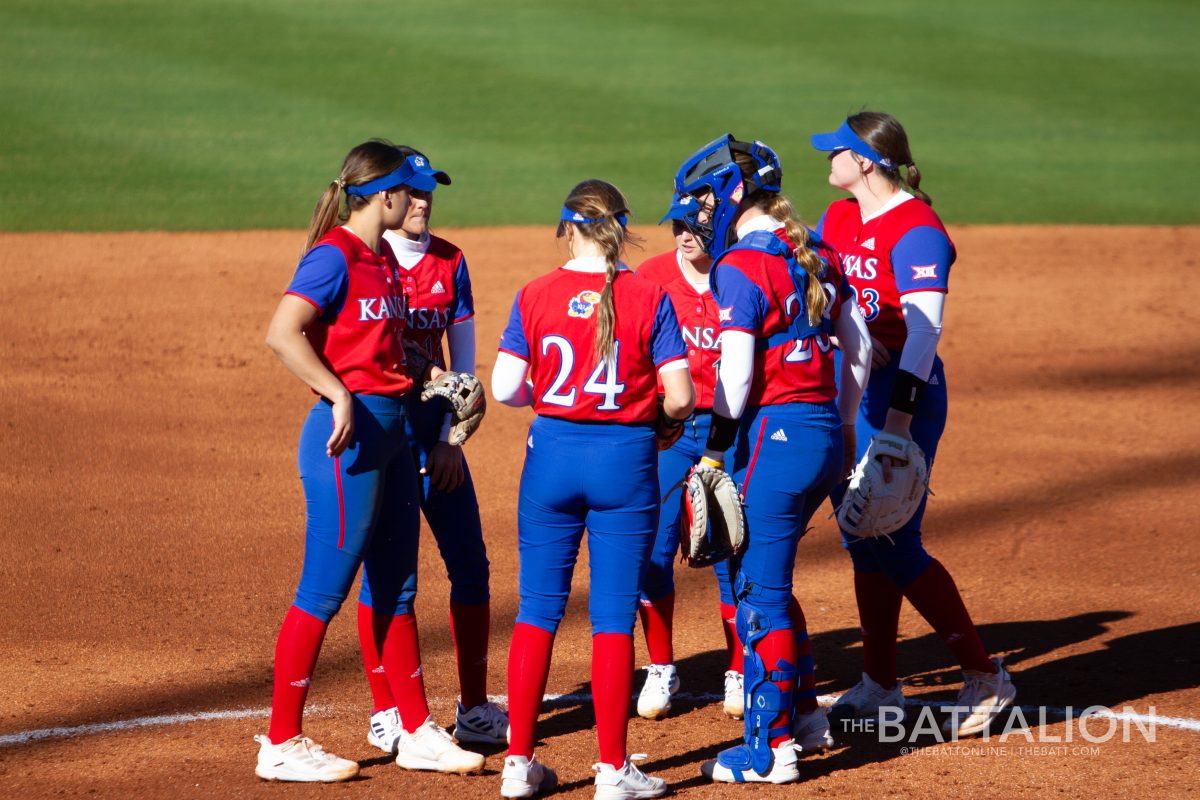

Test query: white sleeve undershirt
[491,351,534,407]
[833,298,871,424]
[711,330,755,421]
[897,291,945,381]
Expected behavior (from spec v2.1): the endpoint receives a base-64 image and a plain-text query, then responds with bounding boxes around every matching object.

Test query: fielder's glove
[678,460,746,567]
[421,371,487,446]
[836,432,929,537]
[655,398,685,452]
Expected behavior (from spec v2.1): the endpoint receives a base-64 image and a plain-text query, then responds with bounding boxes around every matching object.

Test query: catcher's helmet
[661,135,782,257]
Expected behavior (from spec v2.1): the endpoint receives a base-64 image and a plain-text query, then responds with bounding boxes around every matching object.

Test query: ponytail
[763,195,828,326]
[302,179,346,255]
[557,179,641,368]
[902,163,932,206]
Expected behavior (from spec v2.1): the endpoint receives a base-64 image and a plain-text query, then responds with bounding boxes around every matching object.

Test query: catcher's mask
[660,135,782,258]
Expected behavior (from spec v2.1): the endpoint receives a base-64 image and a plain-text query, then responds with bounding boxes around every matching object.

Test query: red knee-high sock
[789,596,817,714]
[720,602,743,673]
[357,602,397,712]
[268,605,329,744]
[855,571,904,688]
[755,629,796,748]
[902,560,995,673]
[592,632,634,768]
[637,592,675,665]
[378,611,432,732]
[507,623,555,759]
[450,600,491,709]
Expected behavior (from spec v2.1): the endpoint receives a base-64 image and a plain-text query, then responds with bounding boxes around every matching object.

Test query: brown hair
[846,111,932,206]
[302,139,409,254]
[732,152,829,326]
[557,179,641,366]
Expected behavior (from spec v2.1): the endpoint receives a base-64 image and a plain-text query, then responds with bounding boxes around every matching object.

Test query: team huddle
[255,112,1018,796]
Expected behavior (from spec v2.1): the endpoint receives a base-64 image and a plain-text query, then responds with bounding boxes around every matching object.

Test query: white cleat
[723,670,744,719]
[593,755,668,799]
[501,754,558,798]
[636,664,680,720]
[456,700,511,745]
[367,707,403,754]
[253,734,359,783]
[828,672,906,729]
[395,716,486,774]
[791,707,834,753]
[943,657,1017,738]
[701,740,799,784]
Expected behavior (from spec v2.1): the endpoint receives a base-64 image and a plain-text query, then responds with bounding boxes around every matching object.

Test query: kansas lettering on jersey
[285,226,413,397]
[637,250,722,410]
[391,235,474,373]
[711,228,852,408]
[818,195,954,352]
[499,268,686,423]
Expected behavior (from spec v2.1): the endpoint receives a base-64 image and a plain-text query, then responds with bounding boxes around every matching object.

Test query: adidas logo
[527,435,534,448]
[289,677,311,688]
[929,374,940,386]
[410,666,423,679]
[770,428,788,442]
[861,237,875,250]
[430,280,446,294]
[371,665,386,674]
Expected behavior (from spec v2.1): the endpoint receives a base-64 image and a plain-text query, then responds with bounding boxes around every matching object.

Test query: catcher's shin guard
[724,595,795,776]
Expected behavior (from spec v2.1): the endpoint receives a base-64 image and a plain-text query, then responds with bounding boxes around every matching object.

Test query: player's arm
[883,226,952,440]
[703,263,763,465]
[266,294,354,457]
[491,352,533,407]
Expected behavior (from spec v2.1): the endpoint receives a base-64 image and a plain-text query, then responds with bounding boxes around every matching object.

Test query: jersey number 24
[540,335,626,411]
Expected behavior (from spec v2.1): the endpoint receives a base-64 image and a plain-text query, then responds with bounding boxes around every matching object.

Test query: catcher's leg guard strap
[736,598,796,775]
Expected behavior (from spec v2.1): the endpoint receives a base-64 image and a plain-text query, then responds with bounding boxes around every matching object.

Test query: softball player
[491,179,693,799]
[634,221,744,720]
[663,135,870,784]
[810,112,1016,737]
[255,141,482,783]
[358,147,508,754]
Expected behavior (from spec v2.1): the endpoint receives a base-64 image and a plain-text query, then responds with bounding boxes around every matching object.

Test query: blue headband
[810,120,896,169]
[560,206,628,228]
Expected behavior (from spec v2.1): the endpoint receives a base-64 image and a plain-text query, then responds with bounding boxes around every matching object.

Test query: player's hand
[327,393,355,457]
[841,425,857,479]
[878,411,913,483]
[422,441,465,492]
[870,335,890,368]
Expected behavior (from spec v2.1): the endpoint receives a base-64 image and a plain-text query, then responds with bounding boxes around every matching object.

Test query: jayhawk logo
[568,290,602,319]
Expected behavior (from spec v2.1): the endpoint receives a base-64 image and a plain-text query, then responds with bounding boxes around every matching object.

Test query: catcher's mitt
[420,371,486,446]
[655,399,685,451]
[678,463,746,567]
[836,432,929,537]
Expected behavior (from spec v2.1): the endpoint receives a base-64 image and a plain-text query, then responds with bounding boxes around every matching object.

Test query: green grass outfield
[2,0,1196,230]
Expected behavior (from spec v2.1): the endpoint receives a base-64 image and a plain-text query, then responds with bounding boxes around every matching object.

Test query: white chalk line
[3,692,1196,748]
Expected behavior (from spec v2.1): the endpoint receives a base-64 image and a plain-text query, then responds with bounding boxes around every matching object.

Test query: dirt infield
[1,226,1197,798]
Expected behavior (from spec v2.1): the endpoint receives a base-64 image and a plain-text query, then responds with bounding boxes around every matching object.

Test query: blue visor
[810,120,895,169]
[659,192,699,224]
[560,206,627,227]
[345,155,451,196]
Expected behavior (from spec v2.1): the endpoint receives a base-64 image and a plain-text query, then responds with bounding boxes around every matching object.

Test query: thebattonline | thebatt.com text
[838,706,1157,744]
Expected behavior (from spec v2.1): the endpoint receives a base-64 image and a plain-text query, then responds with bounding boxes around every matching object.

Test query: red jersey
[711,227,851,408]
[498,265,687,423]
[387,234,475,373]
[818,195,954,351]
[285,226,413,397]
[637,250,722,410]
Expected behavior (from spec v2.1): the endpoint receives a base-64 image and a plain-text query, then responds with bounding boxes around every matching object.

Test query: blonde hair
[302,139,408,255]
[732,152,828,326]
[557,179,642,366]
